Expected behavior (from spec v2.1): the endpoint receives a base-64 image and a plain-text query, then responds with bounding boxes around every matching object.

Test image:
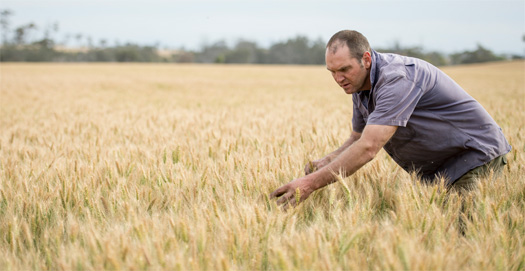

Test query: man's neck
[361,70,372,91]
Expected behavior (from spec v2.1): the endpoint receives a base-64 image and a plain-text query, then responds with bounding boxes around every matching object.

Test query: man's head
[326,30,372,94]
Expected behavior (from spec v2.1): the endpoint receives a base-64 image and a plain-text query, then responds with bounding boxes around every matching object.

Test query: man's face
[325,43,371,95]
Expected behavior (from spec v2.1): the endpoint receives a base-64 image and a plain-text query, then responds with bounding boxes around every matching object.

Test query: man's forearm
[308,138,375,191]
[306,125,396,191]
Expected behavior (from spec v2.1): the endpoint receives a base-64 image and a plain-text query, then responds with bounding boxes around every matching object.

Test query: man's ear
[362,51,372,69]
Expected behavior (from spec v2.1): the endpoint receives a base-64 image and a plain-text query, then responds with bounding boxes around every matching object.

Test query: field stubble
[0,61,524,270]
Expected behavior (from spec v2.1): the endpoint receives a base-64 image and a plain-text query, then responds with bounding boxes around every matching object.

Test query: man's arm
[271,124,397,208]
[305,130,362,174]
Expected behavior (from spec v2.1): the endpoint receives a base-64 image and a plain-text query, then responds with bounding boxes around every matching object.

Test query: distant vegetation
[0,9,522,66]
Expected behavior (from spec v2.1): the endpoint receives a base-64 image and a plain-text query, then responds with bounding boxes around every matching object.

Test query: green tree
[266,36,325,65]
[0,9,13,45]
[194,41,229,63]
[450,44,505,65]
[224,40,260,63]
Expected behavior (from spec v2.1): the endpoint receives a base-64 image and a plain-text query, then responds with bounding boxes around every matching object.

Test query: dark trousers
[450,154,508,192]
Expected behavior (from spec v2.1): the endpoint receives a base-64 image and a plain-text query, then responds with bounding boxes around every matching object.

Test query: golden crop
[1,61,524,270]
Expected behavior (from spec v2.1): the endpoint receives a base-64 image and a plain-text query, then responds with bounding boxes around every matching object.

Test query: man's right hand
[304,157,331,175]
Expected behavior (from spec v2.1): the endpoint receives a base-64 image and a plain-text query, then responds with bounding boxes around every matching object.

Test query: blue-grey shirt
[352,50,511,184]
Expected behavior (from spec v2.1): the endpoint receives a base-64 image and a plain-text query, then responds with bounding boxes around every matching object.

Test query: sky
[1,0,524,55]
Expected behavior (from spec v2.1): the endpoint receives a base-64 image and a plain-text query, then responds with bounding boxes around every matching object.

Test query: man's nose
[335,73,345,83]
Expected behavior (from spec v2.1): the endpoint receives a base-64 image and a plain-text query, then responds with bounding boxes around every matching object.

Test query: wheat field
[0,61,524,270]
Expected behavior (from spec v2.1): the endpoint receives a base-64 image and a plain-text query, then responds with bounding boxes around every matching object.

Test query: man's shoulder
[374,51,431,71]
[373,51,440,86]
[373,52,412,84]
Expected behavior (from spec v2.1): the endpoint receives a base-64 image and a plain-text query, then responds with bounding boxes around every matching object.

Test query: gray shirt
[352,50,511,184]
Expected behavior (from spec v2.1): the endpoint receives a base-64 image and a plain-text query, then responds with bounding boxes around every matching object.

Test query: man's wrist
[307,167,334,191]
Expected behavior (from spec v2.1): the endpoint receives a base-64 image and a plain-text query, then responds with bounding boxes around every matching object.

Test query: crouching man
[270,30,511,208]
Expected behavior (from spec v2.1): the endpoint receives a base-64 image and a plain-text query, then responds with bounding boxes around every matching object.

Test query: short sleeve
[367,74,423,127]
[352,94,366,133]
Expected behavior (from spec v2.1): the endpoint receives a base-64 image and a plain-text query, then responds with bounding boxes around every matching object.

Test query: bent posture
[271,30,510,208]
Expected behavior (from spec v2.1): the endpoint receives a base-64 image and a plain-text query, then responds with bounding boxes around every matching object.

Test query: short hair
[326,30,371,61]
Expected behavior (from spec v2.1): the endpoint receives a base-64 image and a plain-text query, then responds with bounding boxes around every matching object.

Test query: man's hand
[304,157,331,175]
[270,177,315,210]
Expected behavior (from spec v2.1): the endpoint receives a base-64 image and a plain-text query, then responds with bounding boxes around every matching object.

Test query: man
[271,30,511,208]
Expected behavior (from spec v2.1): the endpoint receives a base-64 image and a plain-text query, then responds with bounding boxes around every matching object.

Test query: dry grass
[0,61,524,270]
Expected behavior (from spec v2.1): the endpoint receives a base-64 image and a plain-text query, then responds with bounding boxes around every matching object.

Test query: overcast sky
[1,0,524,55]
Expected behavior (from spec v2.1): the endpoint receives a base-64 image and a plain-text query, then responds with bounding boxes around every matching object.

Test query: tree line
[1,10,522,66]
